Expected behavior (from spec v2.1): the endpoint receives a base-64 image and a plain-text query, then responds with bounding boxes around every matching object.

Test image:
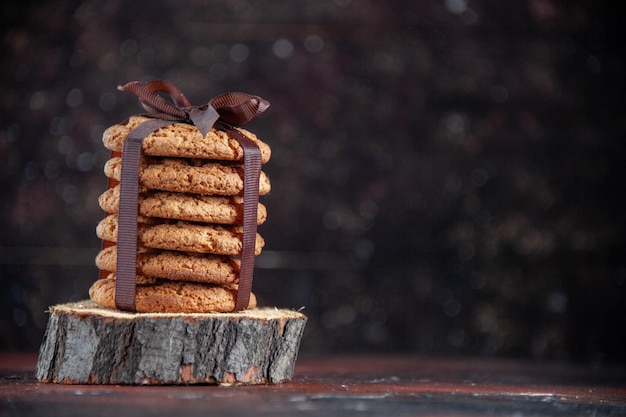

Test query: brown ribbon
[111,80,269,312]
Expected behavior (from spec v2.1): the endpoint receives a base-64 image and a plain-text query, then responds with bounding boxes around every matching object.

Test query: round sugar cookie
[103,156,271,196]
[103,115,271,163]
[96,214,265,255]
[89,277,256,313]
[96,245,240,285]
[99,185,267,225]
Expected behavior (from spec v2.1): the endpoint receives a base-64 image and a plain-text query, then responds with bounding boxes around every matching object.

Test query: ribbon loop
[211,92,270,126]
[144,80,191,107]
[118,81,188,121]
[111,80,270,312]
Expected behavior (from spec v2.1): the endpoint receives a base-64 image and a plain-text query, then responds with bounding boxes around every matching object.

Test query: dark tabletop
[1,352,625,417]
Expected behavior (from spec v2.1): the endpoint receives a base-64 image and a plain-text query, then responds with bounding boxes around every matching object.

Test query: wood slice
[36,300,307,385]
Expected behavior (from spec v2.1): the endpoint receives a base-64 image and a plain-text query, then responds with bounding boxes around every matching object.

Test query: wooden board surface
[2,353,626,417]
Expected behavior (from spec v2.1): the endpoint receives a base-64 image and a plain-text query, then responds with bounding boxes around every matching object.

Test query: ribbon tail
[188,105,220,137]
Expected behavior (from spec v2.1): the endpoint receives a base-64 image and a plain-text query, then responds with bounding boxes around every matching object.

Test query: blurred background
[1,0,624,363]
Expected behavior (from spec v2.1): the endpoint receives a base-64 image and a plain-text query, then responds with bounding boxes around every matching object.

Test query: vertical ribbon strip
[115,119,174,311]
[111,80,269,312]
[218,123,262,311]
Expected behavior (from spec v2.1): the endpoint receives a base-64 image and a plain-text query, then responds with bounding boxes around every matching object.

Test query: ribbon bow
[118,80,270,134]
[111,80,269,312]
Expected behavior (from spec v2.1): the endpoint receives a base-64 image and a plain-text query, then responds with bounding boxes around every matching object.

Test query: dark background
[1,0,624,363]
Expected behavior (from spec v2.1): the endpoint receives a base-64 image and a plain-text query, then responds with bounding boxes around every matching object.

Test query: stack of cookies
[88,115,272,313]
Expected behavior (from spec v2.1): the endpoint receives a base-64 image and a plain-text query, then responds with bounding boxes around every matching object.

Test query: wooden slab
[36,300,307,385]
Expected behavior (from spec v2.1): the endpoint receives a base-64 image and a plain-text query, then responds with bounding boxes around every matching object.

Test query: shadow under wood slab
[36,300,306,385]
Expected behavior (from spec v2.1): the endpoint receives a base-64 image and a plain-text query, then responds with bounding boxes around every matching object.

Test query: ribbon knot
[110,80,269,312]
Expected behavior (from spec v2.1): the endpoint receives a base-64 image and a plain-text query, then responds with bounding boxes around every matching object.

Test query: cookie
[89,277,256,313]
[99,185,267,225]
[103,115,272,163]
[99,271,159,285]
[104,156,271,196]
[96,245,240,284]
[96,214,265,255]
